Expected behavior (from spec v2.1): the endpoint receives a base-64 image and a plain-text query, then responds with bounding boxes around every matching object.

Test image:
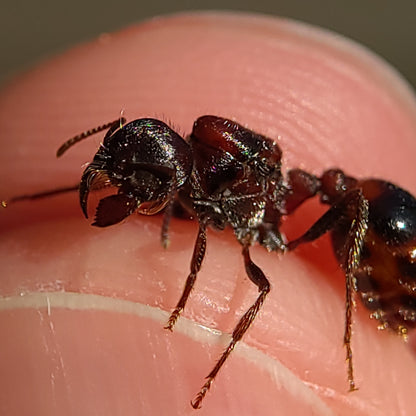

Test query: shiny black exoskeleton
[5,115,416,408]
[319,170,416,334]
[78,118,193,227]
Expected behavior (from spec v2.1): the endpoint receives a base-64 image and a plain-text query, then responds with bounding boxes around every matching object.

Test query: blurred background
[1,0,415,89]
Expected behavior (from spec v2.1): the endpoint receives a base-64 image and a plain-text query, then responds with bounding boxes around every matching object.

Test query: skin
[1,11,416,416]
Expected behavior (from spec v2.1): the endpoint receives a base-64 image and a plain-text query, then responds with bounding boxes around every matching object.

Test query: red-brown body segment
[183,116,287,251]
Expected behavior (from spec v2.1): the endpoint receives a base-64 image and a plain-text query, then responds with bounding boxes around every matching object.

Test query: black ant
[3,115,416,408]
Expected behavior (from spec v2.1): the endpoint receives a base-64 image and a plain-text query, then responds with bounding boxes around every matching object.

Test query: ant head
[77,118,193,227]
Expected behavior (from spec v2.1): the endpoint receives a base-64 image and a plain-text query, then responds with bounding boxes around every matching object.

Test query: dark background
[1,0,415,89]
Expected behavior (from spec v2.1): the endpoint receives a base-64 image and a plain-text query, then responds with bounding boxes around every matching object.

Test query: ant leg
[160,199,174,249]
[288,189,369,391]
[160,184,178,249]
[341,193,368,391]
[284,169,320,214]
[191,244,271,409]
[165,221,207,330]
[2,184,79,207]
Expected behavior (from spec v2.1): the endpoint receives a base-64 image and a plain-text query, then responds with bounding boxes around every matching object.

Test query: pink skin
[1,12,416,416]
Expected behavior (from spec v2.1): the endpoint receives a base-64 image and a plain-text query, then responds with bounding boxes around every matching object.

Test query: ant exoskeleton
[3,115,416,408]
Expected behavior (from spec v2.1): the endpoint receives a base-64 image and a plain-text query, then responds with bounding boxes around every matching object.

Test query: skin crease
[1,11,416,416]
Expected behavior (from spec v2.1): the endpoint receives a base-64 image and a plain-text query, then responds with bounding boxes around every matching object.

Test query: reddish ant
[3,115,416,408]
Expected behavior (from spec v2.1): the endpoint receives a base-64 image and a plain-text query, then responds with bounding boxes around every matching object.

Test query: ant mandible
[3,115,416,408]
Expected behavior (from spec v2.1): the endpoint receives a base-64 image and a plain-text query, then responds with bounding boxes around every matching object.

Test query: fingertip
[1,11,416,416]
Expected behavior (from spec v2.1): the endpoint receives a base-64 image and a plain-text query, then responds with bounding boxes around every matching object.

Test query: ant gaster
[4,115,416,408]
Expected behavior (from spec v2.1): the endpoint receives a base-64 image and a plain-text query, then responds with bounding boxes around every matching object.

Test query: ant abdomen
[325,174,416,334]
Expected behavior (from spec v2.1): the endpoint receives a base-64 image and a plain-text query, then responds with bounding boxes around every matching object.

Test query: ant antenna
[56,117,126,158]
